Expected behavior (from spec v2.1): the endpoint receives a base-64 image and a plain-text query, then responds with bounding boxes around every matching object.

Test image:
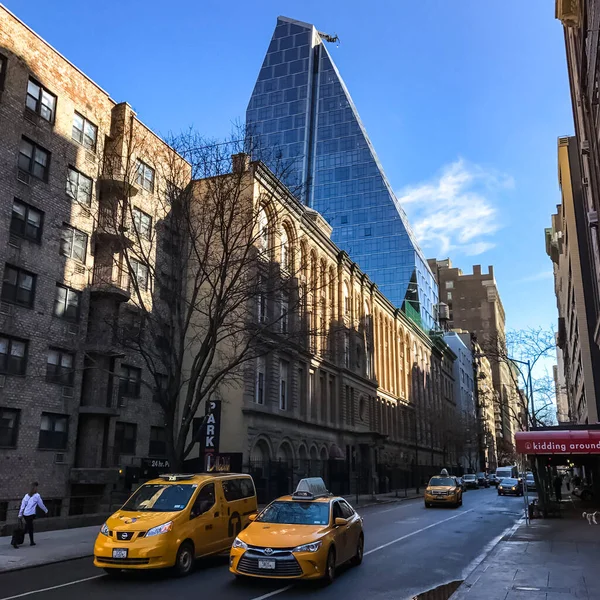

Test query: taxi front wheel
[323,548,336,585]
[174,541,195,577]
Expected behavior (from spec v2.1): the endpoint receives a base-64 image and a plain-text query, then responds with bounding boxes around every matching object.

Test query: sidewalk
[450,501,600,600]
[0,525,99,573]
[0,488,421,573]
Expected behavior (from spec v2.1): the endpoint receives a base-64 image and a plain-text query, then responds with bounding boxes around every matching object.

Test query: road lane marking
[378,503,416,514]
[249,585,294,600]
[0,575,105,600]
[364,509,474,556]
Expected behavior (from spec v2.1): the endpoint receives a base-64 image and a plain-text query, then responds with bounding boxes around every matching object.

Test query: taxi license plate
[112,549,128,559]
[258,559,276,570]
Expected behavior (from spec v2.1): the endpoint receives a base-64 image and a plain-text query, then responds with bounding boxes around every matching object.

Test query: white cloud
[514,271,554,284]
[397,159,512,257]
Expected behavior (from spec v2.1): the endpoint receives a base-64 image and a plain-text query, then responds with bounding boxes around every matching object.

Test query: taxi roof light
[158,473,196,482]
[292,477,331,500]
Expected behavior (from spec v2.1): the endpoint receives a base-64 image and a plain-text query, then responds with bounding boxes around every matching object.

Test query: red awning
[515,430,600,454]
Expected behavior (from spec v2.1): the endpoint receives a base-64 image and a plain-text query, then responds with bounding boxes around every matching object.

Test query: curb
[0,553,94,575]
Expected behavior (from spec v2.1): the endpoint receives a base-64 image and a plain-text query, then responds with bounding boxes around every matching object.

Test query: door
[189,482,222,556]
[331,501,350,563]
[339,500,361,557]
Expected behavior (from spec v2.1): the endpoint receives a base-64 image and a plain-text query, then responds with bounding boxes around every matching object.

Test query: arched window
[343,281,350,316]
[280,225,292,272]
[258,207,269,252]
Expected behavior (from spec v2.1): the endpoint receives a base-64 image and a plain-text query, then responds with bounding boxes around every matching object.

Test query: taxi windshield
[257,501,330,525]
[428,477,455,487]
[122,484,196,512]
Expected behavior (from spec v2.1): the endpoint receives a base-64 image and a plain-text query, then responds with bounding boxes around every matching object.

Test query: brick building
[0,5,188,519]
[427,258,517,450]
[546,136,600,424]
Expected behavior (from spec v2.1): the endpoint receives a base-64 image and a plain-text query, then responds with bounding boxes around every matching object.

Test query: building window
[445,281,454,289]
[344,332,350,368]
[60,224,87,263]
[10,199,43,242]
[66,168,93,205]
[115,422,137,455]
[72,112,98,151]
[255,356,266,405]
[54,285,81,322]
[343,282,350,316]
[340,215,348,224]
[0,407,20,447]
[153,374,167,403]
[119,365,142,400]
[132,207,152,240]
[129,259,149,291]
[2,264,36,308]
[280,294,288,333]
[149,426,167,457]
[364,227,371,236]
[0,336,27,376]
[18,137,50,181]
[258,276,267,323]
[135,160,155,192]
[309,369,315,418]
[25,78,56,123]
[279,360,288,410]
[46,349,75,385]
[38,413,68,450]
[258,207,269,252]
[447,291,452,301]
[281,226,291,271]
[0,53,7,90]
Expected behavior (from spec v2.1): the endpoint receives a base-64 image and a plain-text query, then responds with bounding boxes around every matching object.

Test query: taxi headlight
[293,540,322,553]
[146,521,173,537]
[232,537,248,550]
[100,523,109,537]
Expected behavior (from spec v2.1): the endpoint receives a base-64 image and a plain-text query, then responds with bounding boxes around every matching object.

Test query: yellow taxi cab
[94,473,257,577]
[229,478,363,585]
[424,471,463,508]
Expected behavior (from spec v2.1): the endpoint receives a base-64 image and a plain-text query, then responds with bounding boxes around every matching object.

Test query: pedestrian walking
[553,474,563,502]
[15,482,48,548]
[564,472,571,492]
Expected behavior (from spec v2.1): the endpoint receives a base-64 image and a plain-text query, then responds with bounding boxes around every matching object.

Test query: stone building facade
[0,5,188,519]
[186,162,458,499]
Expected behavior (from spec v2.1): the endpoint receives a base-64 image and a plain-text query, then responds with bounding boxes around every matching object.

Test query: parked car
[476,473,490,488]
[573,484,593,501]
[455,476,467,491]
[463,474,478,489]
[497,478,523,496]
[488,474,499,487]
[525,473,536,492]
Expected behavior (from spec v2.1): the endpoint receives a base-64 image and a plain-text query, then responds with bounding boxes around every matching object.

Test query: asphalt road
[0,488,525,600]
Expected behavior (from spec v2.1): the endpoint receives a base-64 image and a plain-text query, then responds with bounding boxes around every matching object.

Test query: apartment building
[428,258,517,449]
[0,6,188,518]
[556,0,600,353]
[185,160,458,498]
[546,136,600,424]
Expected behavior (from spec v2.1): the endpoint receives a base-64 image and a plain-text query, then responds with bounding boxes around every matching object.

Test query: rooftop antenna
[319,31,340,47]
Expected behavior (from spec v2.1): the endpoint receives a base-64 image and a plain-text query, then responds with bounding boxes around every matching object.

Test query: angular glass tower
[246,16,438,330]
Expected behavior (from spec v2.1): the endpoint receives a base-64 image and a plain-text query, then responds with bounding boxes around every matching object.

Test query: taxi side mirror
[248,513,257,522]
[334,517,348,527]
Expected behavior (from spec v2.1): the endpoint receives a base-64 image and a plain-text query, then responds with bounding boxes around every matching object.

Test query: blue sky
[4,0,572,336]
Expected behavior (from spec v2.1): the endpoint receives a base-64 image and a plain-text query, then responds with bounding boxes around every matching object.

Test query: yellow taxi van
[94,473,257,576]
[230,478,363,585]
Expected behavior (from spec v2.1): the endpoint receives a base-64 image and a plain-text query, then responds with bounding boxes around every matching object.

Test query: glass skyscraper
[246,16,438,330]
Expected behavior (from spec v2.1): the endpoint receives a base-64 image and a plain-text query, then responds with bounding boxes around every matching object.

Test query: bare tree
[97,122,321,469]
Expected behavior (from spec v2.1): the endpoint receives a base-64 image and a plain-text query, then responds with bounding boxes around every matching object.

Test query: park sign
[200,400,221,469]
[515,430,600,454]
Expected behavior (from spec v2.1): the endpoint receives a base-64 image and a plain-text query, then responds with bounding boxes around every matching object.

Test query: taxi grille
[238,553,302,577]
[96,556,150,565]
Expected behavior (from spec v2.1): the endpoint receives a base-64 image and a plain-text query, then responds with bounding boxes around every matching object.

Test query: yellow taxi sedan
[230,478,363,584]
[424,474,463,508]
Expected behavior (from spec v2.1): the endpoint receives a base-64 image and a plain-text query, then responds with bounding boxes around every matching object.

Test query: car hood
[106,510,181,531]
[238,523,329,548]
